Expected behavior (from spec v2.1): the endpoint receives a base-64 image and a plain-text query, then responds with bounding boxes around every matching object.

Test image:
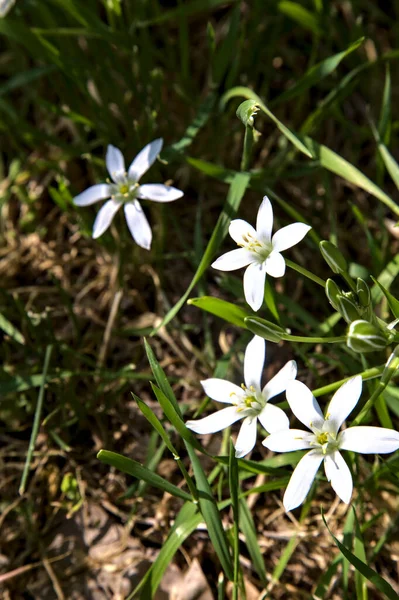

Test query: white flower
[73,139,183,249]
[263,376,399,511]
[186,336,296,458]
[211,196,311,312]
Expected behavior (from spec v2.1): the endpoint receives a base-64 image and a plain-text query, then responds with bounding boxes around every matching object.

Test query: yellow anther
[316,432,328,445]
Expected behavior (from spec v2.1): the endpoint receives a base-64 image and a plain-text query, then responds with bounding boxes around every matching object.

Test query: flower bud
[244,317,285,343]
[319,241,348,274]
[347,320,389,353]
[337,296,361,324]
[236,99,259,128]
[357,278,371,308]
[325,279,341,311]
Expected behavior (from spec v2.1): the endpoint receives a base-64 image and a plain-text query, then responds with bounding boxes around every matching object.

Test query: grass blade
[188,296,252,328]
[238,497,267,586]
[229,440,240,599]
[274,37,364,105]
[19,345,53,495]
[186,442,234,580]
[144,338,181,416]
[129,502,201,599]
[0,312,25,345]
[97,449,192,502]
[322,509,399,600]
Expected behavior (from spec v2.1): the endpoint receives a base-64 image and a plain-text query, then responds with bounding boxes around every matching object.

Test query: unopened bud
[236,99,259,128]
[337,296,361,324]
[320,240,348,274]
[325,279,341,311]
[347,320,388,353]
[244,317,285,342]
[357,278,371,308]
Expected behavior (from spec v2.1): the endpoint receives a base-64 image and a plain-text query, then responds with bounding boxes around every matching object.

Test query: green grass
[1,0,399,598]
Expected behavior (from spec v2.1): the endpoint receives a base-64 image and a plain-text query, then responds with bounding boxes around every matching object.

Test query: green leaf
[130,502,201,599]
[371,254,399,305]
[278,1,322,35]
[229,440,240,595]
[377,143,399,192]
[151,172,250,332]
[186,442,234,580]
[320,240,348,274]
[238,498,267,586]
[0,312,25,345]
[244,316,285,342]
[322,510,399,600]
[275,37,364,104]
[371,277,399,320]
[188,296,252,328]
[97,450,192,502]
[134,394,179,458]
[144,338,181,417]
[150,383,206,454]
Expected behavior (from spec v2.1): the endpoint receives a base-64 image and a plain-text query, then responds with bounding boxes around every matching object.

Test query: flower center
[310,430,338,455]
[111,180,140,203]
[230,384,265,416]
[237,232,272,261]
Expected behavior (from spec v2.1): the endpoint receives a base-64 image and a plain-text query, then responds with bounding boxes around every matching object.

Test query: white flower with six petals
[263,376,399,511]
[212,196,311,311]
[73,139,183,249]
[186,335,297,458]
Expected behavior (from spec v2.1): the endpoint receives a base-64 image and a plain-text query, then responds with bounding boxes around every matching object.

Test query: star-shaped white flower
[73,139,183,249]
[263,376,399,511]
[212,196,311,312]
[186,335,296,458]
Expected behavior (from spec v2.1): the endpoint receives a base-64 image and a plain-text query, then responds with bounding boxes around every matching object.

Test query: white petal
[211,248,254,271]
[272,223,312,252]
[138,183,183,202]
[235,417,258,458]
[324,376,362,435]
[286,380,324,431]
[124,201,152,250]
[324,451,353,504]
[339,426,399,454]
[243,261,267,312]
[92,198,122,238]
[186,406,242,434]
[258,403,290,433]
[264,251,286,277]
[73,184,112,206]
[229,219,257,245]
[256,196,273,243]
[106,145,126,183]
[262,428,312,451]
[244,335,265,391]
[263,360,297,400]
[283,450,323,512]
[201,378,244,404]
[128,138,163,182]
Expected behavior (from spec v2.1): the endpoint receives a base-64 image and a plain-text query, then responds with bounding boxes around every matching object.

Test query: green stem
[282,334,346,344]
[351,347,399,425]
[285,258,325,287]
[241,125,254,171]
[19,345,53,495]
[313,365,385,397]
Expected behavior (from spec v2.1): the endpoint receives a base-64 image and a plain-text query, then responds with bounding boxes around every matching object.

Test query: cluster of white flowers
[188,336,399,511]
[74,140,399,512]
